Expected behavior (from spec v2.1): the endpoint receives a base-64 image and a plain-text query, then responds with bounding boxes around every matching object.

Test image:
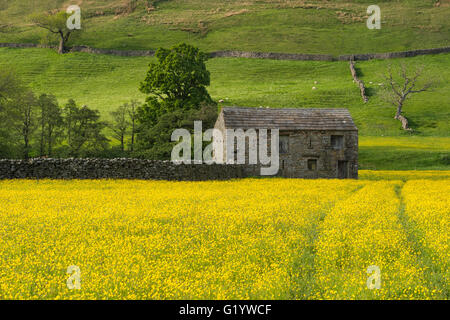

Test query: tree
[37,94,63,157]
[109,104,130,152]
[137,44,215,158]
[139,43,213,125]
[0,69,26,158]
[0,69,24,102]
[0,69,36,159]
[64,99,78,146]
[128,100,140,152]
[63,101,108,157]
[29,11,77,54]
[135,103,217,159]
[8,90,38,159]
[384,63,433,131]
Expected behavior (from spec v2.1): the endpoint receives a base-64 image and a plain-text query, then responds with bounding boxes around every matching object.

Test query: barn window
[307,136,313,149]
[307,159,317,171]
[279,136,289,154]
[331,135,344,149]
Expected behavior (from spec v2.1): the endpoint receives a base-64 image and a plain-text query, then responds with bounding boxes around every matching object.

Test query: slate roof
[220,107,357,131]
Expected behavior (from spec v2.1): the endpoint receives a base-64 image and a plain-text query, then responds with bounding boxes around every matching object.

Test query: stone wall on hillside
[0,159,259,181]
[70,46,156,57]
[337,47,450,61]
[1,43,449,61]
[208,50,335,61]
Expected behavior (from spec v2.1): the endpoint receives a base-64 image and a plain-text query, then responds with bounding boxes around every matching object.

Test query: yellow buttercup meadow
[0,173,448,299]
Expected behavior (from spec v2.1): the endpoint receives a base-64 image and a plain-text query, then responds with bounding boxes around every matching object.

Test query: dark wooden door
[338,161,348,179]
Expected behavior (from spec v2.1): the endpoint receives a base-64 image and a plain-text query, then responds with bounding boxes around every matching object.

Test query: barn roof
[219,107,357,131]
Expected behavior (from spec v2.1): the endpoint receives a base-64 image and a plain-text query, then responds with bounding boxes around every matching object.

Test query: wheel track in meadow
[289,183,365,299]
[290,180,449,299]
[394,182,448,298]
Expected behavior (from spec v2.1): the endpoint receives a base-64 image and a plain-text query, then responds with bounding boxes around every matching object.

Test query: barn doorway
[338,161,348,179]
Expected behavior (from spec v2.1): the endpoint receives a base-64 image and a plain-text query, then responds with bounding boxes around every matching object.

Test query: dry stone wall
[1,43,449,61]
[0,159,258,181]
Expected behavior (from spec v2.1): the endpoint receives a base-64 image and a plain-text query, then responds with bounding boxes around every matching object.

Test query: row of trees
[0,43,218,160]
[0,69,145,159]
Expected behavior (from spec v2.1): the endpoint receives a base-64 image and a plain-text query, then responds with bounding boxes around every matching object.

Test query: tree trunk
[67,120,71,146]
[40,103,46,156]
[130,120,135,152]
[23,129,29,159]
[48,137,52,156]
[40,116,45,156]
[394,102,403,119]
[58,35,64,54]
[47,126,52,157]
[395,114,412,131]
[57,31,71,54]
[394,102,412,131]
[121,135,124,152]
[57,30,70,54]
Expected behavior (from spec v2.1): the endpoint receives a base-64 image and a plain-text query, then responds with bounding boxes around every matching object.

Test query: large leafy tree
[137,43,216,159]
[139,43,213,125]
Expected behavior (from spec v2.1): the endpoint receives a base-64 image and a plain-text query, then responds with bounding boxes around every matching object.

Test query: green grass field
[359,137,450,170]
[1,0,449,54]
[0,48,448,136]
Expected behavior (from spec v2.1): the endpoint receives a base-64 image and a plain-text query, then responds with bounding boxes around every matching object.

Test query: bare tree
[384,63,432,131]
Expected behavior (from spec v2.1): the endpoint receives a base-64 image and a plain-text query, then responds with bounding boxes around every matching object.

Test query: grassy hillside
[0,47,448,169]
[1,0,449,54]
[0,47,448,136]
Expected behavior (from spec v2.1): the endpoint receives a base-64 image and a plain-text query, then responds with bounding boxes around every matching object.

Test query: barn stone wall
[213,127,358,179]
[277,130,358,179]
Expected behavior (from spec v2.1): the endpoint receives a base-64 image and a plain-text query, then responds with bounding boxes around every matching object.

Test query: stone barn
[214,107,358,179]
